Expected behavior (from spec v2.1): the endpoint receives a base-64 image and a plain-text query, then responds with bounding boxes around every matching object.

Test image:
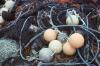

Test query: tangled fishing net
[0,38,18,62]
[1,0,100,66]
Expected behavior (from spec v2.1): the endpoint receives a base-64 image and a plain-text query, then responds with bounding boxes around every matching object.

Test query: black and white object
[0,0,16,25]
[29,24,39,32]
[0,7,8,14]
[2,11,15,21]
[0,0,5,5]
[0,16,5,25]
[4,0,15,12]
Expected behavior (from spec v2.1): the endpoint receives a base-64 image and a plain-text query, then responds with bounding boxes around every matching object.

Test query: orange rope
[58,0,72,4]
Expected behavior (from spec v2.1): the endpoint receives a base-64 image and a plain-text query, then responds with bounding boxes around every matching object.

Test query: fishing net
[1,0,100,66]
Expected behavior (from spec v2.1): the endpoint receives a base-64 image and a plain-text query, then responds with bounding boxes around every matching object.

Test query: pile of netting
[0,0,100,66]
